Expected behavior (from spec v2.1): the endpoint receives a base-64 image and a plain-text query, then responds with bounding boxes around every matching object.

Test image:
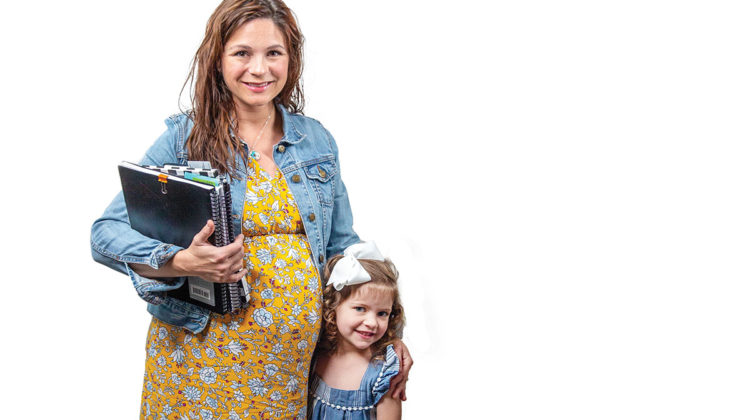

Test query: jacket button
[308,213,316,222]
[278,145,286,153]
[319,255,324,263]
[233,214,240,220]
[318,167,326,178]
[291,174,301,183]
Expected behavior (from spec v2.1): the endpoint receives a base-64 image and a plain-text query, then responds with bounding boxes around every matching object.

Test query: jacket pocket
[302,156,338,206]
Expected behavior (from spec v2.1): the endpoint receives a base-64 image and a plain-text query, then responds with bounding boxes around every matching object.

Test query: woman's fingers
[192,220,215,245]
[391,339,413,401]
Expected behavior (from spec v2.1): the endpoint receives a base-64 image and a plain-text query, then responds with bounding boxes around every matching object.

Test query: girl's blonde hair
[319,255,405,360]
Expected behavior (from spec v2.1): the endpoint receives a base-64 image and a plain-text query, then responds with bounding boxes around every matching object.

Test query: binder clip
[158,173,168,194]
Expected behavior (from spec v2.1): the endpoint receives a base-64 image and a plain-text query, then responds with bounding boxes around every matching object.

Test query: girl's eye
[378,311,390,317]
[354,306,365,312]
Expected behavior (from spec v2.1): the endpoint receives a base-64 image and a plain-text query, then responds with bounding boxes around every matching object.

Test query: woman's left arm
[323,126,360,256]
[390,339,413,401]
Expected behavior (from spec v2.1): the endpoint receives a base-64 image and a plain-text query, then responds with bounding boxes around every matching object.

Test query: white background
[2,0,749,418]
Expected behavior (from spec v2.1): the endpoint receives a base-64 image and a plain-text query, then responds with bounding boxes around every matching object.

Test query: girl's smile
[334,285,394,353]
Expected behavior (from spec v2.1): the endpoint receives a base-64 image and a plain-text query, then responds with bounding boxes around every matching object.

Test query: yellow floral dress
[140,158,322,420]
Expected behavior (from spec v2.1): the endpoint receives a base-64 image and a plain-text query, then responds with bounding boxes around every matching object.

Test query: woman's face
[221,18,289,112]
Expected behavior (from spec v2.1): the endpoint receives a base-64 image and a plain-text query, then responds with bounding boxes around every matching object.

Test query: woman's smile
[243,81,274,92]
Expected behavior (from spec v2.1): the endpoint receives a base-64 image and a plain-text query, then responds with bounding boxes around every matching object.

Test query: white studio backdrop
[1,0,749,418]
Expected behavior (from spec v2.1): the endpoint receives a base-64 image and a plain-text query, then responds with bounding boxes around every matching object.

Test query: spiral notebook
[118,161,250,314]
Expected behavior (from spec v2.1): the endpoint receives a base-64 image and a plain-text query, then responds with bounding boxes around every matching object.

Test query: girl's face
[220,18,289,113]
[334,285,394,353]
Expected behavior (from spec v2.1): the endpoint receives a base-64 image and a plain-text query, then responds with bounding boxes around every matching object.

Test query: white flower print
[297,340,308,351]
[224,340,244,356]
[191,348,202,359]
[252,308,273,328]
[258,213,270,226]
[184,386,202,402]
[206,347,217,359]
[286,247,299,260]
[248,378,268,396]
[258,180,272,193]
[256,248,273,265]
[245,190,260,204]
[158,327,168,340]
[206,396,218,409]
[274,259,287,270]
[171,373,182,385]
[264,364,279,377]
[279,324,290,334]
[169,347,185,364]
[269,390,282,401]
[307,313,320,325]
[291,304,302,316]
[272,343,283,354]
[284,377,299,394]
[200,408,213,420]
[157,355,167,366]
[261,289,274,300]
[234,390,245,402]
[229,411,241,420]
[199,367,217,384]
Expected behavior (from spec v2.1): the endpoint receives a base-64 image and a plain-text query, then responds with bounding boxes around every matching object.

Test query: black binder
[118,161,250,314]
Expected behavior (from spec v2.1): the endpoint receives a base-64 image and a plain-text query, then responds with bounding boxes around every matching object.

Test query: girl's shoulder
[364,345,400,404]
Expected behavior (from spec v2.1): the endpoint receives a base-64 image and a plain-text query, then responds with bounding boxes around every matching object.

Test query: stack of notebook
[118,161,250,313]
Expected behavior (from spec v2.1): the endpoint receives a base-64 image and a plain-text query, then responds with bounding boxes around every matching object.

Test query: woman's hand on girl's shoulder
[172,220,247,283]
[390,339,413,401]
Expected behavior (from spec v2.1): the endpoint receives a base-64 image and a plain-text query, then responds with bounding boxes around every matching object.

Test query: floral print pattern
[141,159,322,419]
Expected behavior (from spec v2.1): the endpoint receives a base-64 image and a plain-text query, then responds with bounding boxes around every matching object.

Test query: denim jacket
[91,104,360,333]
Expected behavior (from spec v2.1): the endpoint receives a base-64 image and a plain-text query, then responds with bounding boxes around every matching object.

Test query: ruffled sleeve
[371,345,400,405]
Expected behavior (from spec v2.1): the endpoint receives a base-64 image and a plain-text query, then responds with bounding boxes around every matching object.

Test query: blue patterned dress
[308,345,399,420]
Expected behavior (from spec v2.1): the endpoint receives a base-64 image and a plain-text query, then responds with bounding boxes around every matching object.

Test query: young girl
[309,242,406,420]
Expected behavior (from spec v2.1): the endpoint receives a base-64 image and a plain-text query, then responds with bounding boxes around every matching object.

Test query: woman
[90,1,411,418]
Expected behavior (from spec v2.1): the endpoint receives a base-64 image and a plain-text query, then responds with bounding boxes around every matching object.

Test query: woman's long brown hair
[180,0,304,178]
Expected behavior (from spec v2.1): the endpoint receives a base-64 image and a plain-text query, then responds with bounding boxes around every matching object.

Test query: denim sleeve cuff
[150,243,184,269]
[125,263,186,305]
[125,242,185,305]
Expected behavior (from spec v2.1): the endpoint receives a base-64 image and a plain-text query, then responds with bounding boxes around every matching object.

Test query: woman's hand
[171,220,247,283]
[389,338,413,401]
[132,220,247,282]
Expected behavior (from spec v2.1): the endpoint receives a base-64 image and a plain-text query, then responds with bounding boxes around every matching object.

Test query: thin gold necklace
[239,111,272,161]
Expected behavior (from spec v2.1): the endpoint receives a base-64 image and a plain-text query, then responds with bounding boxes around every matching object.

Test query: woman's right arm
[90,115,246,303]
[130,220,247,283]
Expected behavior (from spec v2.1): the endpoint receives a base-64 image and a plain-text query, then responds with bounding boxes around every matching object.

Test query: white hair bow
[326,241,385,291]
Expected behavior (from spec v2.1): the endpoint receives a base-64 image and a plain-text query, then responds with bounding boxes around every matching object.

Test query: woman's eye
[378,311,390,317]
[268,50,281,57]
[234,51,248,57]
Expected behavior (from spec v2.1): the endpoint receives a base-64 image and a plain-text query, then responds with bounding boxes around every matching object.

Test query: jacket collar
[276,102,307,145]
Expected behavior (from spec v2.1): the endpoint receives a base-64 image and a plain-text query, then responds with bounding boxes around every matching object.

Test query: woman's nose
[248,55,266,75]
